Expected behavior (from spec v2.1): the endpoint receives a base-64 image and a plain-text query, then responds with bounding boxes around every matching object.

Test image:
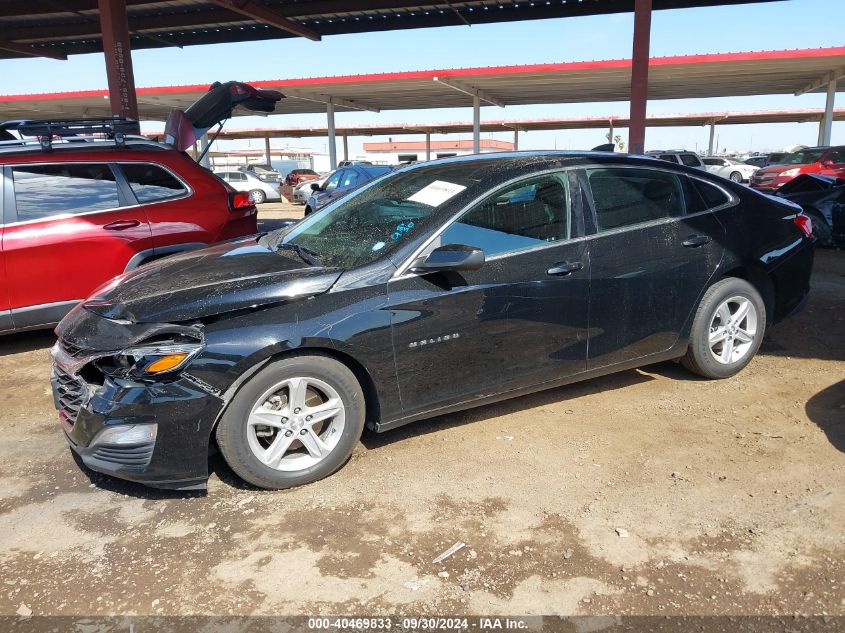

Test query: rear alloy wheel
[250,189,266,204]
[682,277,766,379]
[729,171,743,183]
[216,356,365,489]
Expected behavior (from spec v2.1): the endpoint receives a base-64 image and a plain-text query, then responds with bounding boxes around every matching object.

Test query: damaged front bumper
[52,355,223,490]
[51,309,225,490]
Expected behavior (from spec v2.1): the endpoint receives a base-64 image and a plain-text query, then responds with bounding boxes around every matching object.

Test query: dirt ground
[0,203,842,620]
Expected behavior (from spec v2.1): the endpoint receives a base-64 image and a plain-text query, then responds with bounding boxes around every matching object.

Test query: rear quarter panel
[142,155,257,248]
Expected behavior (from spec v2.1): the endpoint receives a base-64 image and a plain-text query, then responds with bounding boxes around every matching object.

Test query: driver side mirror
[410,244,485,274]
[310,182,322,191]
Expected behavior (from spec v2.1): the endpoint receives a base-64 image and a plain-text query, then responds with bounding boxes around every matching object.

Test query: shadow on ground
[361,366,655,450]
[805,379,845,454]
[0,329,55,357]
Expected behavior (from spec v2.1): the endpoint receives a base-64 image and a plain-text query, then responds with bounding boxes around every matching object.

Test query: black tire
[250,189,266,204]
[216,355,366,490]
[805,209,832,247]
[681,277,766,379]
[729,171,743,183]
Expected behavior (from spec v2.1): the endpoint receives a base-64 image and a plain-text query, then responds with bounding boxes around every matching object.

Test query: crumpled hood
[82,237,342,323]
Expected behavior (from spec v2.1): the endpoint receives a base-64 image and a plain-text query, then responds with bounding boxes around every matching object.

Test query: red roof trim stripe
[2,46,845,103]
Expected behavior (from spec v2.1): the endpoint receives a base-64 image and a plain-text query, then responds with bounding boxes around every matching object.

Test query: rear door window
[586,167,685,232]
[119,163,187,204]
[684,177,733,213]
[12,163,120,222]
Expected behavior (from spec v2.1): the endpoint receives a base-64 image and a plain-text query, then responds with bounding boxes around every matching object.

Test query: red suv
[0,82,283,334]
[750,145,845,192]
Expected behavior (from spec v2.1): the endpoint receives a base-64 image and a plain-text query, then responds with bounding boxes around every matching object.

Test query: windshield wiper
[276,242,322,267]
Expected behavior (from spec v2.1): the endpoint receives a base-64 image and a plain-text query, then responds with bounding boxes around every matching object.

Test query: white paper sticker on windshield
[407,180,467,207]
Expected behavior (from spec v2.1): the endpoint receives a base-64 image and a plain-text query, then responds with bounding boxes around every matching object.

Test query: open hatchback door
[164,81,283,152]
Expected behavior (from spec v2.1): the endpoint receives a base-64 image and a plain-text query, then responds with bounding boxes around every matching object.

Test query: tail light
[793,214,813,238]
[229,191,255,211]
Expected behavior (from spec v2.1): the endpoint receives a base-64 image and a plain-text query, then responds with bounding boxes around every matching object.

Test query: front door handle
[682,234,712,248]
[547,261,583,276]
[103,219,141,231]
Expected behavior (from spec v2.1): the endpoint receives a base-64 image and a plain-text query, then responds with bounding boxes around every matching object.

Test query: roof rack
[0,116,142,151]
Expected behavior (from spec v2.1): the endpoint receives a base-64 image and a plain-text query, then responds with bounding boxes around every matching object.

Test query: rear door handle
[103,219,141,231]
[547,261,583,276]
[682,234,712,248]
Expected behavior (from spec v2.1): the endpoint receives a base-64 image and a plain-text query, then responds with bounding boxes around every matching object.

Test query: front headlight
[94,341,204,380]
[779,168,800,177]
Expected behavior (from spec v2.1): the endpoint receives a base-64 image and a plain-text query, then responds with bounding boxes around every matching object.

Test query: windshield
[267,162,488,269]
[780,149,826,165]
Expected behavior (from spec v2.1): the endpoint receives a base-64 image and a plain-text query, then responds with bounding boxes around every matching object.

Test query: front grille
[61,339,90,357]
[92,443,155,468]
[54,365,86,426]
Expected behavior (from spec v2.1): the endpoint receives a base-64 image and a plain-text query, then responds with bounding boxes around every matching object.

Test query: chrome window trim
[582,164,738,237]
[0,160,192,227]
[391,166,576,281]
[391,163,738,281]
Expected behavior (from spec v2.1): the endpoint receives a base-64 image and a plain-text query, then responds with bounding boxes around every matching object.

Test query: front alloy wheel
[247,377,345,471]
[216,355,366,489]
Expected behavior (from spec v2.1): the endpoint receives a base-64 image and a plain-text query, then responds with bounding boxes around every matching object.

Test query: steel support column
[264,133,271,165]
[819,79,836,146]
[628,0,652,155]
[608,119,614,145]
[425,131,431,161]
[343,135,349,162]
[708,122,716,156]
[327,100,337,170]
[513,129,519,151]
[472,95,481,154]
[98,0,138,121]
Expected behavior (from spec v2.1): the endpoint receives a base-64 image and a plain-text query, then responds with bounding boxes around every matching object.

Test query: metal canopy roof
[191,108,845,140]
[2,46,844,122]
[0,0,778,61]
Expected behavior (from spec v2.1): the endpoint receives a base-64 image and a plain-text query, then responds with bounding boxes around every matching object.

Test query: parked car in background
[293,173,329,204]
[745,152,789,168]
[703,157,758,182]
[744,155,768,168]
[0,80,281,334]
[285,168,319,187]
[242,163,280,183]
[215,169,280,204]
[52,151,815,490]
[777,173,845,246]
[646,150,706,169]
[337,160,373,167]
[281,168,320,202]
[305,164,393,215]
[750,146,845,192]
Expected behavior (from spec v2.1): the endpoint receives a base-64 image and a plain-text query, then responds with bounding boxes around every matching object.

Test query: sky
[1,0,843,157]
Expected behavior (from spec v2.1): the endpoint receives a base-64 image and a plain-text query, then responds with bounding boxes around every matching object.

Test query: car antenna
[196,119,227,164]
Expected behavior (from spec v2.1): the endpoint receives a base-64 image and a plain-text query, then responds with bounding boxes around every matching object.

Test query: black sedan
[52,152,814,491]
